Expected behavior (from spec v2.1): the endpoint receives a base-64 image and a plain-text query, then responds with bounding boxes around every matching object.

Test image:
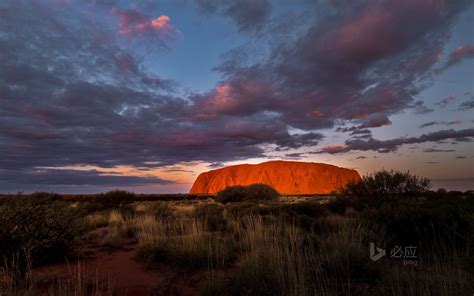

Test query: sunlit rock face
[189,160,361,194]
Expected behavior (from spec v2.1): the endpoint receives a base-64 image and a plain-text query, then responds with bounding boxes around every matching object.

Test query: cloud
[195,0,272,32]
[207,162,225,169]
[0,1,324,186]
[457,100,474,111]
[316,128,474,154]
[445,44,474,68]
[285,153,304,159]
[0,168,172,187]
[112,8,178,45]
[422,148,455,153]
[188,79,273,119]
[436,94,457,108]
[337,115,392,133]
[419,121,438,128]
[211,0,470,132]
[1,0,473,190]
[410,100,435,114]
[419,120,463,128]
[319,145,349,154]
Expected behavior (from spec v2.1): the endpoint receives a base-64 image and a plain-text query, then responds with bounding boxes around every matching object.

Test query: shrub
[150,202,175,221]
[226,201,327,230]
[85,190,136,211]
[326,197,347,214]
[136,234,236,269]
[0,196,84,280]
[193,203,227,231]
[229,217,313,296]
[85,212,109,229]
[217,184,279,203]
[342,170,430,208]
[362,197,474,247]
[199,279,228,296]
[226,201,262,219]
[230,255,280,296]
[271,202,328,230]
[120,224,139,239]
[102,233,122,249]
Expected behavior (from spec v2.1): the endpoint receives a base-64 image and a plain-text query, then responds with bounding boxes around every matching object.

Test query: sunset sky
[0,0,473,193]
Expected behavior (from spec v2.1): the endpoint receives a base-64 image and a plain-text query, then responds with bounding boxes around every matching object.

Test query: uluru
[189,160,361,195]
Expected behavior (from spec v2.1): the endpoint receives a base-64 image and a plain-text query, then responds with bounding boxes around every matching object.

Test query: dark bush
[84,190,136,211]
[326,197,347,214]
[342,170,430,209]
[135,193,214,202]
[199,279,228,296]
[216,185,248,203]
[362,197,474,247]
[226,201,262,219]
[193,203,227,231]
[217,183,279,203]
[226,201,327,230]
[271,202,328,230]
[278,202,327,218]
[0,196,84,280]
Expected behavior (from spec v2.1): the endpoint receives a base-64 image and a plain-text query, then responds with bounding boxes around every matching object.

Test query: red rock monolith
[189,160,361,194]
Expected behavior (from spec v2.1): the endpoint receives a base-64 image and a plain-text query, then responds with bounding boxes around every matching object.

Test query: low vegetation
[0,194,84,281]
[342,169,431,209]
[0,170,472,295]
[216,183,279,203]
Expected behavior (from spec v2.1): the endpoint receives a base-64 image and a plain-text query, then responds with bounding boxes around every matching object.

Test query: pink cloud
[363,115,392,128]
[344,85,400,120]
[320,144,348,153]
[113,8,177,40]
[319,0,446,73]
[189,79,272,120]
[447,44,474,65]
[308,109,325,118]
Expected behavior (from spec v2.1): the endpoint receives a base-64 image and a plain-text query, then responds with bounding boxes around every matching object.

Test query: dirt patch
[33,244,209,296]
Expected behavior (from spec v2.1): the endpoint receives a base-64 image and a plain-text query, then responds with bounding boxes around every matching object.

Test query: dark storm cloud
[0,1,322,184]
[1,0,473,190]
[194,0,470,132]
[0,0,324,188]
[317,129,474,154]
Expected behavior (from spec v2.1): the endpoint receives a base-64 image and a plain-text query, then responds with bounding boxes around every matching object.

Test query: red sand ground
[32,235,230,295]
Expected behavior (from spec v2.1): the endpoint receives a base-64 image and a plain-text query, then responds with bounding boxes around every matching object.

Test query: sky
[0,0,473,193]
